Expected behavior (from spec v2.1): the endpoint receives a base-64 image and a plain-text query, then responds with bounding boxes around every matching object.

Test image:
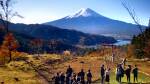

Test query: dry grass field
[0,53,150,84]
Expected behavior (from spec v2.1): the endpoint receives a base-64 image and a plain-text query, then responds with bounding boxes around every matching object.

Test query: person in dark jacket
[101,64,105,84]
[125,65,131,83]
[66,65,73,84]
[87,69,92,84]
[66,65,73,76]
[53,73,60,84]
[60,73,65,84]
[116,64,124,83]
[79,69,85,84]
[132,65,138,83]
[116,64,121,83]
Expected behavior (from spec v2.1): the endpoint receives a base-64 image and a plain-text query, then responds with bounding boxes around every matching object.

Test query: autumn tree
[0,0,22,62]
[1,33,19,62]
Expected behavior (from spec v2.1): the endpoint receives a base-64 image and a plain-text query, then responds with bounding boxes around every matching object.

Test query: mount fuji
[65,8,101,18]
[44,8,144,39]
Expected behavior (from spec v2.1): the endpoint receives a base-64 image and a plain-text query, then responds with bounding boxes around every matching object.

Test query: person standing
[53,73,60,84]
[79,69,85,84]
[66,65,73,84]
[116,64,121,83]
[72,73,77,84]
[87,69,92,84]
[77,72,81,83]
[105,68,111,83]
[60,73,65,84]
[125,65,131,83]
[132,65,138,83]
[66,65,73,76]
[101,64,105,84]
[116,64,124,83]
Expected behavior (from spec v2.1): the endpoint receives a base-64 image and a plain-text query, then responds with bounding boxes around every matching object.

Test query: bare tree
[121,0,147,58]
[121,0,144,34]
[0,0,23,62]
[0,0,22,32]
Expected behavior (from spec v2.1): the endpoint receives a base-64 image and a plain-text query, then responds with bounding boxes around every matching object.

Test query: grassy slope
[0,54,150,84]
[54,56,150,84]
[0,62,42,84]
[0,54,61,84]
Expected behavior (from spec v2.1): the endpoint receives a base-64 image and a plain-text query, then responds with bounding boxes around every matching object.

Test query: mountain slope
[44,8,145,39]
[0,19,117,53]
[7,23,116,46]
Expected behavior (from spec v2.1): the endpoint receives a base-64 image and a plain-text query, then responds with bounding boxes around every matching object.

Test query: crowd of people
[52,64,138,84]
[52,65,92,84]
[100,63,138,84]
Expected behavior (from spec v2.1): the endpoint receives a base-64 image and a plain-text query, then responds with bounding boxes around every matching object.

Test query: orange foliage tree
[0,33,19,62]
[0,0,22,63]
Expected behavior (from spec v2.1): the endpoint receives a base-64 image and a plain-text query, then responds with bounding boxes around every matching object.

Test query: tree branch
[121,0,143,34]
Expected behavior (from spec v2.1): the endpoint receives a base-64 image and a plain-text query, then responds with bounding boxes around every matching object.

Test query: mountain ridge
[7,22,117,45]
[0,21,117,53]
[44,8,146,39]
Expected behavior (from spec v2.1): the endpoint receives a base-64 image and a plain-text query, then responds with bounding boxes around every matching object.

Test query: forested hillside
[128,26,150,58]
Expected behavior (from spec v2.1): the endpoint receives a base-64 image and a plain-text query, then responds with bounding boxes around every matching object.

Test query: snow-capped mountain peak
[45,8,142,39]
[66,8,101,18]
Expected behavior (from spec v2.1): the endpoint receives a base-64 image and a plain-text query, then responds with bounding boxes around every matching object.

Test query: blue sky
[12,0,150,26]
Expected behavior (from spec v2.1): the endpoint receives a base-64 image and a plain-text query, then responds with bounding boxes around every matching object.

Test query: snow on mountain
[44,8,146,39]
[65,8,101,18]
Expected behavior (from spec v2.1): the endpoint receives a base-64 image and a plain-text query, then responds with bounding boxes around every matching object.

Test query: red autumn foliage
[0,33,19,62]
[1,33,19,50]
